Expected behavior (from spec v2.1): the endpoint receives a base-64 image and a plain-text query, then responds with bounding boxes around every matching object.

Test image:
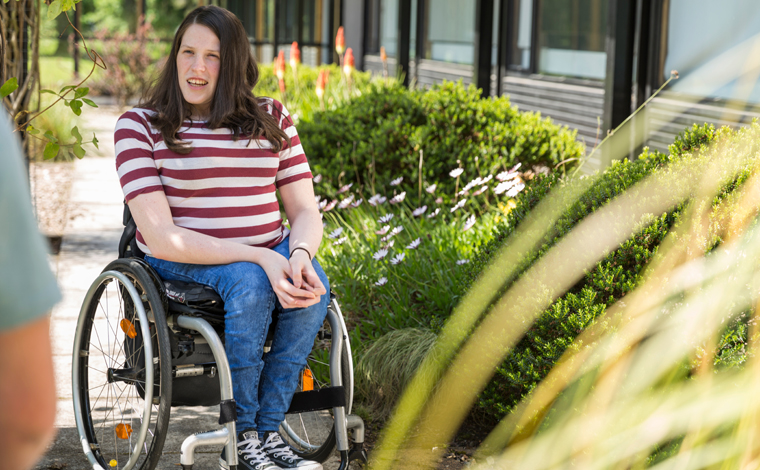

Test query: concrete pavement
[36,106,345,470]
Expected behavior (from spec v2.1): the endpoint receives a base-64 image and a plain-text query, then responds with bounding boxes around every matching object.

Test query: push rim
[72,264,171,470]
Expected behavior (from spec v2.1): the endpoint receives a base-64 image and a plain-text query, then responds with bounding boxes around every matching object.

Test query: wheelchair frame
[72,259,366,470]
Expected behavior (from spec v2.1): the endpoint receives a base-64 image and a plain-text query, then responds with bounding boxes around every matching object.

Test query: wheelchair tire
[72,259,172,470]
[280,301,353,463]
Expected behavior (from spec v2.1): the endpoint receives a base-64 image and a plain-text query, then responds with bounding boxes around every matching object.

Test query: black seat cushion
[164,278,226,318]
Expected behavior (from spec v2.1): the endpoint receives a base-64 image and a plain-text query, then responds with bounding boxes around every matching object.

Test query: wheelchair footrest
[287,386,346,414]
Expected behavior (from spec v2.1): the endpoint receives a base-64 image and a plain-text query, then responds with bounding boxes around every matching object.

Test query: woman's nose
[192,57,206,72]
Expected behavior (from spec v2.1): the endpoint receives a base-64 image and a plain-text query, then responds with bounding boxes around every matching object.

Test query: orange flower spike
[380,46,387,62]
[335,26,345,55]
[275,50,286,80]
[343,48,355,77]
[290,41,301,69]
[316,70,328,99]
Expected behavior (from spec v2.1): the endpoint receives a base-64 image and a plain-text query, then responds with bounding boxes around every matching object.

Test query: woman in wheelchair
[114,6,328,470]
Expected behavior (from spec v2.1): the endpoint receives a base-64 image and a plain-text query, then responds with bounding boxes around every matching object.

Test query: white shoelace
[238,433,273,466]
[262,432,299,463]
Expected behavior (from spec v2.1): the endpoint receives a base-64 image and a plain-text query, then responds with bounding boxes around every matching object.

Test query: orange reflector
[115,423,133,439]
[302,369,314,391]
[120,319,137,339]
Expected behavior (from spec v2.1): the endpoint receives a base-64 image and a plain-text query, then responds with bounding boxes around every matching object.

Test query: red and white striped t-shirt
[115,98,312,255]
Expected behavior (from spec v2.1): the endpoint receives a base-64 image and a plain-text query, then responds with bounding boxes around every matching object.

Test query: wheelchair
[71,206,367,470]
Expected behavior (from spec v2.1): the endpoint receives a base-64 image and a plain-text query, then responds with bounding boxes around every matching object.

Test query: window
[509,0,533,69]
[538,0,608,79]
[423,0,476,65]
[663,0,760,103]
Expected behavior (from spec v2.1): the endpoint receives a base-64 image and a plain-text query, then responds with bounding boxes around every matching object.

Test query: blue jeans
[145,236,330,431]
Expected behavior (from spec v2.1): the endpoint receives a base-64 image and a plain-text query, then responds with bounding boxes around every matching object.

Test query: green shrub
[300,80,584,200]
[457,122,760,422]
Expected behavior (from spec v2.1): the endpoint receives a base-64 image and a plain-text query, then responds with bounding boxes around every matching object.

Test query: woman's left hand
[289,250,327,307]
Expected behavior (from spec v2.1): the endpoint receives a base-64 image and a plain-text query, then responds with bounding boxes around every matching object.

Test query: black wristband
[290,247,312,260]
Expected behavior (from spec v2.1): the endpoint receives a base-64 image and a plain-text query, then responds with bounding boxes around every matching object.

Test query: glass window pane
[664,0,760,103]
[365,0,381,53]
[510,0,533,69]
[538,0,607,79]
[380,0,399,57]
[424,0,476,65]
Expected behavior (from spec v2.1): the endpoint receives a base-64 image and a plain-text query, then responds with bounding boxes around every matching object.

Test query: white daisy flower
[450,198,467,213]
[425,184,437,193]
[391,252,405,265]
[333,236,348,245]
[390,225,404,236]
[379,213,394,224]
[338,194,355,209]
[375,277,388,286]
[456,259,469,265]
[328,227,344,239]
[369,194,387,206]
[412,205,428,217]
[323,199,337,212]
[390,191,407,204]
[449,168,464,178]
[510,162,522,172]
[337,183,353,194]
[390,176,404,186]
[373,249,389,260]
[313,174,323,183]
[473,185,488,196]
[315,195,322,203]
[351,198,363,208]
[494,180,517,195]
[463,215,476,231]
[482,174,493,183]
[376,225,390,235]
[427,208,441,218]
[382,240,395,249]
[406,238,421,249]
[435,197,443,204]
[319,199,327,210]
[506,183,526,198]
[496,170,520,182]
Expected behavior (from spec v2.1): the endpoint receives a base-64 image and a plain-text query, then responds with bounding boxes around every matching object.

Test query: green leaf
[73,143,86,159]
[59,85,76,93]
[43,130,58,143]
[70,99,82,116]
[26,125,40,136]
[82,98,98,108]
[62,0,76,11]
[40,89,57,95]
[71,126,82,143]
[0,77,18,99]
[43,142,60,160]
[47,0,62,19]
[74,87,89,99]
[63,99,70,107]
[92,133,99,149]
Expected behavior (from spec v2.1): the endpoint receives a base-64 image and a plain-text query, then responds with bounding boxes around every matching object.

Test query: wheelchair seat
[70,204,365,470]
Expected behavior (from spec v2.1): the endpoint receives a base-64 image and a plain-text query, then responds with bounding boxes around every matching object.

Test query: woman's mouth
[187,78,208,87]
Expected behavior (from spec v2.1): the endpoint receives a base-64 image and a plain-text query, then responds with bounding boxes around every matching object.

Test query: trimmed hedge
[456,122,757,421]
[299,81,585,199]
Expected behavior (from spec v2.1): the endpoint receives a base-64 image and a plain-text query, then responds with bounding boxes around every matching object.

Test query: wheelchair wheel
[280,300,353,463]
[72,259,172,470]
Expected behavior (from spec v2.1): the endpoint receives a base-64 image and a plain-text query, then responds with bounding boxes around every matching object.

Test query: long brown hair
[140,6,289,154]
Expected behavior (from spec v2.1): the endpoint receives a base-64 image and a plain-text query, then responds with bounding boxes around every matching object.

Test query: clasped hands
[261,249,326,309]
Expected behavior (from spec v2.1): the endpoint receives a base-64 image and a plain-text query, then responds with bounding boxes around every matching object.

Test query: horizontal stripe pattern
[115,98,311,255]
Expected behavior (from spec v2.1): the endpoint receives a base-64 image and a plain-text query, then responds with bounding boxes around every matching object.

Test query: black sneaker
[261,431,322,470]
[220,429,281,470]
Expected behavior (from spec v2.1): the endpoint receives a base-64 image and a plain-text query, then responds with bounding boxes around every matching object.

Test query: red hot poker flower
[335,26,345,55]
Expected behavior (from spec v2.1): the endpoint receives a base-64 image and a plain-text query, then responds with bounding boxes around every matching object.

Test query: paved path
[36,107,345,469]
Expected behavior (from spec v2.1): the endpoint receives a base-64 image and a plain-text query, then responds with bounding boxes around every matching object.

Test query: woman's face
[176,24,220,119]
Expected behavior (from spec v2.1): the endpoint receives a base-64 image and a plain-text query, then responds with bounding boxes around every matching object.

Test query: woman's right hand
[258,250,320,309]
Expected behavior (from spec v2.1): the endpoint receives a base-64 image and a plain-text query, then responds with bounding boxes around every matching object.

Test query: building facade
[229,0,760,172]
